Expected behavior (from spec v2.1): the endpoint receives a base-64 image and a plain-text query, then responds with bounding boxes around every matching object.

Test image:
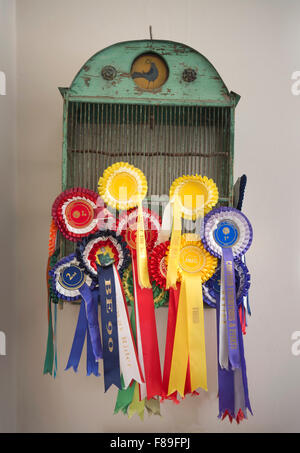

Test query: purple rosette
[203,259,250,309]
[201,206,253,259]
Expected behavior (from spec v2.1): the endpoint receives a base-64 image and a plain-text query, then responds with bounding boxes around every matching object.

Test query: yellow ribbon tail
[185,275,207,392]
[136,198,151,289]
[168,279,189,397]
[128,382,145,420]
[166,196,181,289]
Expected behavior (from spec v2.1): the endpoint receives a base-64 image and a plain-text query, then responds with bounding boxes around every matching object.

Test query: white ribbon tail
[113,266,143,389]
[157,201,172,244]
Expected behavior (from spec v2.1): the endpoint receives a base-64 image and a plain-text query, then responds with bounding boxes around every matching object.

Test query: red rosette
[149,241,170,290]
[116,208,161,252]
[52,188,110,242]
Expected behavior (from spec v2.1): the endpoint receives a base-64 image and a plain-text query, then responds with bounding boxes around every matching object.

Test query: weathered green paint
[59,40,238,107]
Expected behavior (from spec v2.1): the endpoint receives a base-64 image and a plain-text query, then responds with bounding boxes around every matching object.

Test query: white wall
[0,0,17,433]
[4,0,300,432]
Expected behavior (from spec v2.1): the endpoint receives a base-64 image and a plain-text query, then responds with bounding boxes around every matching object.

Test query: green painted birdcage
[59,39,240,240]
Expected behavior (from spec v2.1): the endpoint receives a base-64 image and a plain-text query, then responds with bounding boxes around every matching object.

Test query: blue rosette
[50,253,102,376]
[203,259,250,309]
[50,253,95,302]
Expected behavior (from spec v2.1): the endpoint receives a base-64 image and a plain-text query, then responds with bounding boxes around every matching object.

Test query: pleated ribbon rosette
[201,206,253,422]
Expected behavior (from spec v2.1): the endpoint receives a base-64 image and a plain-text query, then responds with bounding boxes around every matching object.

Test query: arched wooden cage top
[59,39,240,207]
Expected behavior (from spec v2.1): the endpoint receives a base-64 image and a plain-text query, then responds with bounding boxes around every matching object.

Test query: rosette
[117,208,163,400]
[77,231,143,392]
[50,254,102,377]
[98,162,147,211]
[166,175,218,289]
[202,207,253,422]
[168,234,217,397]
[99,162,151,290]
[52,187,101,241]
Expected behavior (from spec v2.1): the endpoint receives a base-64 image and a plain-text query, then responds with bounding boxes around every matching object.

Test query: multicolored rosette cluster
[76,229,143,394]
[201,206,253,423]
[76,230,130,280]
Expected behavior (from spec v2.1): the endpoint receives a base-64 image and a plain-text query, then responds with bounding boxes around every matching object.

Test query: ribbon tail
[98,264,121,392]
[53,302,58,379]
[219,259,229,370]
[166,196,181,289]
[162,285,180,401]
[65,300,87,373]
[136,199,151,288]
[222,248,241,369]
[185,275,207,392]
[132,256,162,399]
[128,381,145,421]
[168,279,189,397]
[216,296,235,420]
[86,327,100,377]
[79,284,102,361]
[43,296,54,375]
[114,376,136,415]
[114,266,144,387]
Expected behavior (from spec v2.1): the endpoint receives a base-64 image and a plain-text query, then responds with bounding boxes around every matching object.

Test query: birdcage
[59,39,240,252]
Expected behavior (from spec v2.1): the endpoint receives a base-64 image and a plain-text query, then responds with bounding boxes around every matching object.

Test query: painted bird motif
[132,59,159,88]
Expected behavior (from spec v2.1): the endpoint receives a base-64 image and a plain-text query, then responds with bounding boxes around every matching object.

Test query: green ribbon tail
[43,296,54,375]
[114,376,136,415]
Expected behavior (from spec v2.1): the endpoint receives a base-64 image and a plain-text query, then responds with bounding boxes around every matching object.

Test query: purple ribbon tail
[216,298,235,419]
[237,313,253,416]
[65,300,87,373]
[222,248,241,369]
[79,284,103,361]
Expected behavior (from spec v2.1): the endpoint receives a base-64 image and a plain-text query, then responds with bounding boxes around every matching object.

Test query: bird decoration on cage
[44,162,253,424]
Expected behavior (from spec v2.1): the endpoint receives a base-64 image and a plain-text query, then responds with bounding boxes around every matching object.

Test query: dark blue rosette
[203,259,250,309]
[76,230,130,281]
[50,253,95,302]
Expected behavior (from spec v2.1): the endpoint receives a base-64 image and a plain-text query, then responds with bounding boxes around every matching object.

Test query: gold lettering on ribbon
[105,280,114,352]
[225,260,238,350]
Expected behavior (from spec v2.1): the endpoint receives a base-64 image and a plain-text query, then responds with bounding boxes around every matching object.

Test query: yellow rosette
[166,175,218,289]
[98,162,151,288]
[168,234,217,396]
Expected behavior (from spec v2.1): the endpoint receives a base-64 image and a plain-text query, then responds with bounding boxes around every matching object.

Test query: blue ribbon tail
[237,313,253,415]
[216,297,235,419]
[79,284,103,360]
[222,248,241,369]
[86,327,100,377]
[65,300,87,373]
[97,264,121,392]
